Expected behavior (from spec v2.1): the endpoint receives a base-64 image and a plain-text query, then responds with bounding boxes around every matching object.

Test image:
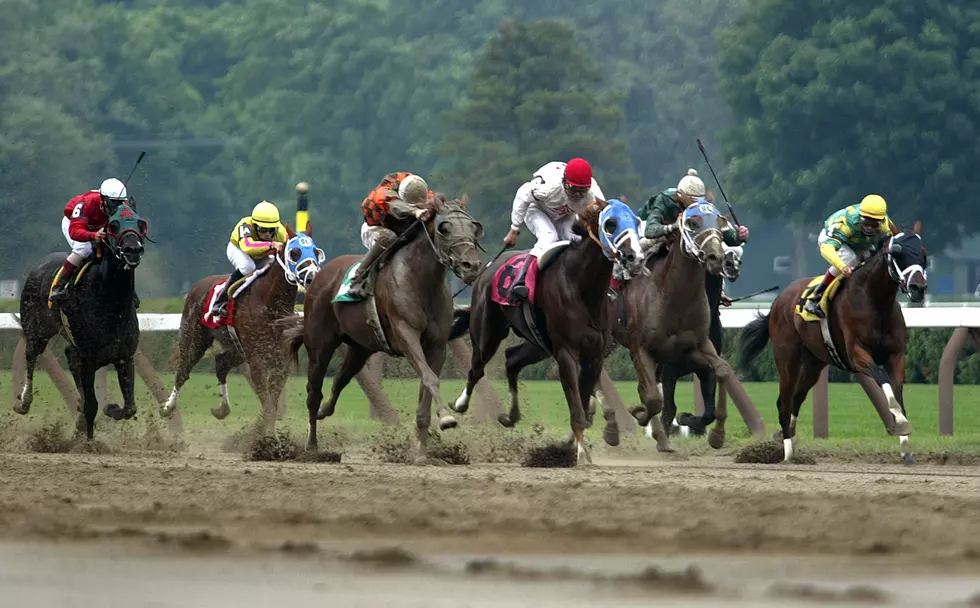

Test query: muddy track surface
[3,451,980,606]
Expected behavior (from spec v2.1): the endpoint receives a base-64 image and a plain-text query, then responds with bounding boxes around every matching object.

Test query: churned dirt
[3,438,980,606]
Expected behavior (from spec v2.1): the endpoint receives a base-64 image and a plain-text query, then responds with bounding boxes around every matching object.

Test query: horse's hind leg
[773,346,803,461]
[162,327,213,418]
[452,303,508,414]
[500,341,550,428]
[302,335,340,451]
[14,334,51,415]
[212,349,244,420]
[317,343,371,421]
[79,367,99,440]
[554,347,591,465]
[629,346,670,452]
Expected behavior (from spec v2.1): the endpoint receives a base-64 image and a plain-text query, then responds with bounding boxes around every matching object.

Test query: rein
[586,224,618,259]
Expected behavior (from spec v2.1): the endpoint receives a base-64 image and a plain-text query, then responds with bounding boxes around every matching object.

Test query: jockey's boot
[348,241,386,300]
[509,257,532,302]
[213,269,244,316]
[804,272,834,318]
[49,259,79,303]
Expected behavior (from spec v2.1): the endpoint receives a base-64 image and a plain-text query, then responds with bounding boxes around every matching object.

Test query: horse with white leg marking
[285,194,483,456]
[738,218,927,464]
[162,221,323,435]
[449,199,646,465]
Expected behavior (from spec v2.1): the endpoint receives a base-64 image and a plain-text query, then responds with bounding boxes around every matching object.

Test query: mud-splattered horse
[162,223,323,434]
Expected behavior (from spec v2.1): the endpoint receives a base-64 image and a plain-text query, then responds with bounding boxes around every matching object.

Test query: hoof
[438,415,458,430]
[75,414,87,434]
[316,402,335,420]
[211,404,231,420]
[656,444,675,453]
[708,429,726,450]
[12,403,29,416]
[629,406,650,426]
[603,424,620,447]
[452,391,470,414]
[903,452,916,466]
[122,406,137,420]
[103,403,124,421]
[497,413,515,428]
[159,404,175,419]
[305,442,318,453]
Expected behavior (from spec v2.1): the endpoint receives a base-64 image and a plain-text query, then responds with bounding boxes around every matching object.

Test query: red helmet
[563,158,592,188]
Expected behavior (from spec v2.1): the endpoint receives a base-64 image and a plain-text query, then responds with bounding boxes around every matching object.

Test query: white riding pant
[819,229,868,276]
[227,242,256,275]
[524,205,578,256]
[360,222,382,249]
[61,217,93,265]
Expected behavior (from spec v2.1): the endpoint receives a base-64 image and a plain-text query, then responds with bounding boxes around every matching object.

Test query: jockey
[804,194,900,317]
[51,178,130,303]
[213,200,288,316]
[503,158,605,301]
[348,172,434,300]
[638,169,749,251]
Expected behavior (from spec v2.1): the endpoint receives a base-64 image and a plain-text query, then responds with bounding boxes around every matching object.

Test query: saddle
[491,242,570,352]
[331,260,398,356]
[201,263,272,328]
[795,274,853,371]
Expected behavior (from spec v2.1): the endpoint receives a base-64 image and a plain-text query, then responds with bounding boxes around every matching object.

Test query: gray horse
[285,194,483,457]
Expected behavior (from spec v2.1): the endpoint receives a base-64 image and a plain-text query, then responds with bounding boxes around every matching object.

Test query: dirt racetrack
[4,447,980,606]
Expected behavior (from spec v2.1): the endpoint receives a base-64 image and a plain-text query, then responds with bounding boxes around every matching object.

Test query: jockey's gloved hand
[414,208,432,221]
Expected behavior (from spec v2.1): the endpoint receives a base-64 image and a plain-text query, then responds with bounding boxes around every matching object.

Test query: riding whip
[452,244,507,298]
[696,139,740,227]
[729,285,780,303]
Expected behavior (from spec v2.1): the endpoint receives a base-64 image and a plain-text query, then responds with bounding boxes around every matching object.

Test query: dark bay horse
[603,202,738,453]
[285,195,483,455]
[738,227,927,464]
[657,244,742,436]
[161,223,323,434]
[16,203,147,439]
[449,199,647,464]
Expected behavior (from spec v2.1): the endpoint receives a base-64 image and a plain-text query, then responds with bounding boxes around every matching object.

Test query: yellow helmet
[251,201,281,228]
[859,194,887,220]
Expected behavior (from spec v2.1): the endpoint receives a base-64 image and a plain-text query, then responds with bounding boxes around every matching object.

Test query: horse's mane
[570,201,604,242]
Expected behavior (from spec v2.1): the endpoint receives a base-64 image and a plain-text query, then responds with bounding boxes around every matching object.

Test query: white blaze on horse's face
[598,200,645,275]
[723,244,743,282]
[679,202,725,273]
[886,233,928,303]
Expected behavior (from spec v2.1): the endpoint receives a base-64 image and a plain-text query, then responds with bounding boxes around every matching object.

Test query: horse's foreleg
[630,346,670,452]
[106,356,137,421]
[883,350,914,465]
[423,343,456,431]
[394,324,446,460]
[80,367,99,440]
[501,342,550,428]
[452,307,508,415]
[554,347,590,465]
[317,343,371,420]
[163,328,212,419]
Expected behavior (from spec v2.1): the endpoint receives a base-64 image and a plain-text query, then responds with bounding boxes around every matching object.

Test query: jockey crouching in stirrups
[803,194,900,318]
[348,172,434,300]
[213,201,288,317]
[503,158,605,302]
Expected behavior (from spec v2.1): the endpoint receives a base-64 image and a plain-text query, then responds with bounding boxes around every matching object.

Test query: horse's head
[430,193,484,284]
[279,222,324,288]
[105,203,146,270]
[596,199,645,275]
[677,200,726,275]
[886,224,927,303]
[723,243,744,282]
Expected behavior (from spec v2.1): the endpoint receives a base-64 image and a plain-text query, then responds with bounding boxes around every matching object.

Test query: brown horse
[449,199,647,464]
[285,195,483,455]
[738,227,927,464]
[602,201,739,453]
[161,223,323,434]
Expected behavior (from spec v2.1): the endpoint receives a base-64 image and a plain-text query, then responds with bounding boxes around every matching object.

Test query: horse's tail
[737,312,771,373]
[276,315,306,369]
[449,306,471,341]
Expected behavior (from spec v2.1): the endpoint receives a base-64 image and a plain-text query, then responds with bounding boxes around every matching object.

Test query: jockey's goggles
[562,181,589,199]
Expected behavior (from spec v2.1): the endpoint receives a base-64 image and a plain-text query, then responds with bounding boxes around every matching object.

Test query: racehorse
[285,194,483,455]
[604,202,737,453]
[738,226,927,464]
[657,244,742,436]
[449,199,647,464]
[162,223,323,434]
[16,203,147,439]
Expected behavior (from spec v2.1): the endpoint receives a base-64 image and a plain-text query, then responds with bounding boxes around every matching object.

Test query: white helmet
[99,177,128,201]
[677,168,705,197]
[398,174,428,206]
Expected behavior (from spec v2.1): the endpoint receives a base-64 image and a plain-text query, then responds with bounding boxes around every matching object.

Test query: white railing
[5,307,980,331]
